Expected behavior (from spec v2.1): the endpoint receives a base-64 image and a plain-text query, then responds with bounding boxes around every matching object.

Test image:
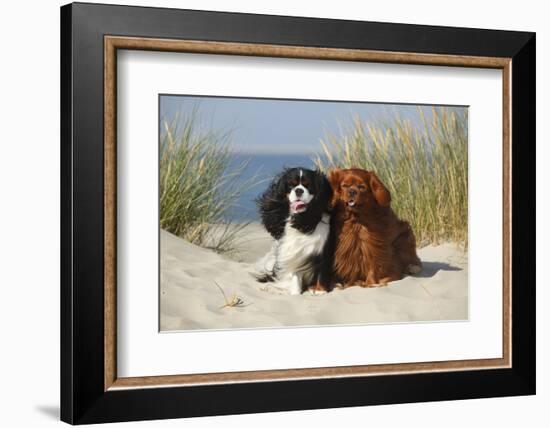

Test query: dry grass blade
[213,281,250,309]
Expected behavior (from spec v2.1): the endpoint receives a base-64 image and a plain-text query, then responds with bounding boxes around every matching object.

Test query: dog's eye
[290,180,298,187]
[341,184,350,189]
[302,180,309,187]
[357,184,366,190]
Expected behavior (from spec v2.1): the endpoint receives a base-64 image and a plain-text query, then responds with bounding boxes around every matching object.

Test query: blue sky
[160,95,466,156]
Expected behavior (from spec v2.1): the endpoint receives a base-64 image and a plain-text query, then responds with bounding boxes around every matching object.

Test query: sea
[225,153,318,222]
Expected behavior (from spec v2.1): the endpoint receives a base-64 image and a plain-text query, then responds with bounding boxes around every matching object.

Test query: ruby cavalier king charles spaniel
[328,168,422,288]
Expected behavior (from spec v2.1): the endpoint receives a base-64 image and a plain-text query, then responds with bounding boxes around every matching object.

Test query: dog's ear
[369,171,391,206]
[327,168,342,209]
[255,169,290,240]
[275,170,289,198]
[313,169,332,207]
[328,168,342,189]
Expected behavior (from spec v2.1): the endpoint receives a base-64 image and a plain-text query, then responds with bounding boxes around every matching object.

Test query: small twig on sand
[213,281,251,309]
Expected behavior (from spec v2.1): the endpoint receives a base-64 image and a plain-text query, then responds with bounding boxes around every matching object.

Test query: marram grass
[315,107,468,247]
[160,113,255,254]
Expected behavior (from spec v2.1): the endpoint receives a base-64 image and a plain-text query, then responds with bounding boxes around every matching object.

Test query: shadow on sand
[415,261,462,279]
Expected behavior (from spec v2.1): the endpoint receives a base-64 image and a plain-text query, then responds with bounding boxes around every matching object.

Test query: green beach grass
[315,107,468,247]
[159,113,256,254]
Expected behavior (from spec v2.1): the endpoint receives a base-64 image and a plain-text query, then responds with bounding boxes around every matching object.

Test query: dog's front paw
[308,282,328,296]
[287,275,303,296]
[289,286,302,296]
[357,279,388,288]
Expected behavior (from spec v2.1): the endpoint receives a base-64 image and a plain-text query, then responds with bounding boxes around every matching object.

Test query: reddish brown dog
[329,168,422,287]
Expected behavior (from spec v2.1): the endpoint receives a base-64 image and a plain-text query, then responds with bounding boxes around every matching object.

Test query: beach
[160,224,468,331]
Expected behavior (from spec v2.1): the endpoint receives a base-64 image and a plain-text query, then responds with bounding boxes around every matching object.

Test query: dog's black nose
[295,188,304,197]
[348,189,357,197]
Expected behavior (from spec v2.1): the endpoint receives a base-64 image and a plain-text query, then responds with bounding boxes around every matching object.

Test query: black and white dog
[255,167,333,295]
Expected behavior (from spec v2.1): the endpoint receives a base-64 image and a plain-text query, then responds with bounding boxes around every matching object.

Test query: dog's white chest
[277,214,330,273]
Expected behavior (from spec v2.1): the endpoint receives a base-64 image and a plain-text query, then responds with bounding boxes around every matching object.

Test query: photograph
[159,95,469,331]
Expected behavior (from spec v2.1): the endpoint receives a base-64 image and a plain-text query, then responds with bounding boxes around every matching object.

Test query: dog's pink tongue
[290,201,306,212]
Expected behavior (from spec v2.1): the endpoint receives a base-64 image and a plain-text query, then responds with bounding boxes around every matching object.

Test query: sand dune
[160,225,468,331]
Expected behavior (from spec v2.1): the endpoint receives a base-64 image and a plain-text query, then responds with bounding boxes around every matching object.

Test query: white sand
[160,225,468,331]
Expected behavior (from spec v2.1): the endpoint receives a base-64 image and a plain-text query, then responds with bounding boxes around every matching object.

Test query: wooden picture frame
[61,2,535,424]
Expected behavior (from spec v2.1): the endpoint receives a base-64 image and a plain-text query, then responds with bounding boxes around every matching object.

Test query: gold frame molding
[104,36,512,391]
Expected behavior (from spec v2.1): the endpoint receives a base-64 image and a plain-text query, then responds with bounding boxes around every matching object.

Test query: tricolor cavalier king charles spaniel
[255,167,333,295]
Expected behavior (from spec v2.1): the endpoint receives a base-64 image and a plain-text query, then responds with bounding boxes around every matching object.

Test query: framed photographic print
[60,2,536,424]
